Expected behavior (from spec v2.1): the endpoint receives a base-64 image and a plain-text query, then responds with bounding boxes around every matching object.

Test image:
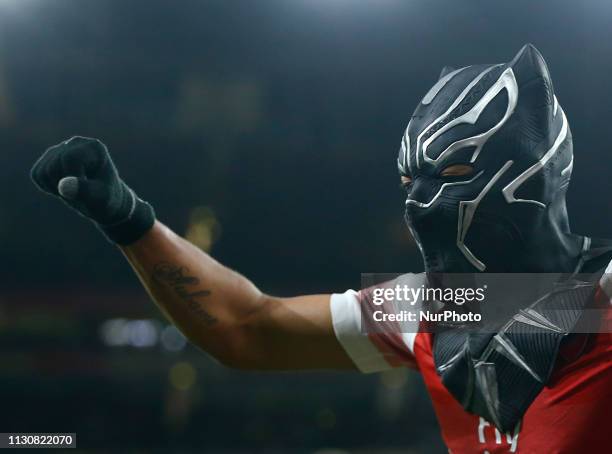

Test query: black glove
[30,136,155,245]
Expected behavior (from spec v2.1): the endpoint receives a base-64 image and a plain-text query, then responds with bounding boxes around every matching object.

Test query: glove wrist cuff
[98,196,156,245]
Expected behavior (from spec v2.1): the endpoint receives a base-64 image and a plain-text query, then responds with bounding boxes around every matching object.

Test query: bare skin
[121,221,356,370]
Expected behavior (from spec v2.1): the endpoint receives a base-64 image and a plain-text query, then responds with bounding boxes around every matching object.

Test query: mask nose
[405,176,443,209]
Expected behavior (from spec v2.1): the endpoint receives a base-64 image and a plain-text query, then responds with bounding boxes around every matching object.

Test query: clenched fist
[31,136,155,244]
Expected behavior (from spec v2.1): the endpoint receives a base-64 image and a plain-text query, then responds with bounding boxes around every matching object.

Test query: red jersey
[330,273,612,453]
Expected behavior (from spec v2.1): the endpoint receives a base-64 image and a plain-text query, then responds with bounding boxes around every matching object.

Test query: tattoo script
[152,261,217,326]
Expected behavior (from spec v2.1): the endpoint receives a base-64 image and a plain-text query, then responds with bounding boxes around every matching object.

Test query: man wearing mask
[31,44,611,452]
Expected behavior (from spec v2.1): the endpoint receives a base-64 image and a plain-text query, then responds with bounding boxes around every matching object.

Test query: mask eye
[399,175,413,190]
[440,164,474,177]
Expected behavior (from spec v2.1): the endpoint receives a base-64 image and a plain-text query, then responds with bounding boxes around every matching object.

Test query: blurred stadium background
[0,0,611,452]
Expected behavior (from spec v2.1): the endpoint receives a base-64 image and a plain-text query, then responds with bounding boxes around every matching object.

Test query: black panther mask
[401,44,612,432]
[398,44,583,273]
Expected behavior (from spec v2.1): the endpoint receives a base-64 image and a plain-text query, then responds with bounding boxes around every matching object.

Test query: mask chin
[406,204,525,273]
[405,207,476,273]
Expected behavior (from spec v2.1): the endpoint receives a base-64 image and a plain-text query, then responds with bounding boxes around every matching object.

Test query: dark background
[0,0,610,452]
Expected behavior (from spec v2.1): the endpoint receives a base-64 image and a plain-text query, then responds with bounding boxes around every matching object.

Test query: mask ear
[439,66,457,79]
[510,44,554,107]
[510,44,556,132]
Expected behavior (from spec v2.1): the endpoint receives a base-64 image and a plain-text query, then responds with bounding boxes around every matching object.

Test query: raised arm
[121,221,354,369]
[31,137,355,371]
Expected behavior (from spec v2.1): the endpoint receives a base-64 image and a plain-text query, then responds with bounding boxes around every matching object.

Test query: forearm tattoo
[152,262,217,326]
